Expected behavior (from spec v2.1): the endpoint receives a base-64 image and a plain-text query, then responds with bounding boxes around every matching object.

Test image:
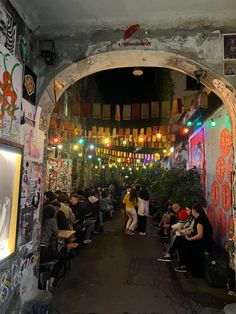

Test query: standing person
[137,188,150,235]
[123,188,138,235]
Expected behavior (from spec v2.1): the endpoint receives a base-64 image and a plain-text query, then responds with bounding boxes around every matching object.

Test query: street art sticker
[0,44,22,140]
[0,5,17,54]
[222,181,232,212]
[0,254,38,306]
[220,128,232,157]
[20,124,44,163]
[216,156,226,184]
[211,180,220,207]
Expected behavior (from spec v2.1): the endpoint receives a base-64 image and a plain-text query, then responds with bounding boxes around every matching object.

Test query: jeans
[84,220,95,239]
[126,208,138,231]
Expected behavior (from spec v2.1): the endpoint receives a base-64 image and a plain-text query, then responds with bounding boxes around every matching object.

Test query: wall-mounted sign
[0,139,22,261]
[223,33,236,60]
[0,4,17,54]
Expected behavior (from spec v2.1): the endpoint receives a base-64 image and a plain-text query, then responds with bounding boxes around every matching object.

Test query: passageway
[52,215,225,314]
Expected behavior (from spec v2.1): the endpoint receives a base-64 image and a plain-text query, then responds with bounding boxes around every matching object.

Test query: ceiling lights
[132,67,143,76]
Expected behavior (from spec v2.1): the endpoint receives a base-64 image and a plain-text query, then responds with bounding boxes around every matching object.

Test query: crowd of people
[40,182,214,289]
[155,201,213,277]
[40,186,117,289]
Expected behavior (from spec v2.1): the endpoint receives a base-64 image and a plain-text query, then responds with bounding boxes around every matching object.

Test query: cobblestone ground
[52,215,234,314]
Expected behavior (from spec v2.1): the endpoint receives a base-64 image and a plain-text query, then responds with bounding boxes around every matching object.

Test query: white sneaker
[138,232,146,236]
[83,239,92,244]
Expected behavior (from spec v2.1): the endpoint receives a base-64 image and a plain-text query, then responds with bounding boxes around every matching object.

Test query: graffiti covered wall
[205,106,233,248]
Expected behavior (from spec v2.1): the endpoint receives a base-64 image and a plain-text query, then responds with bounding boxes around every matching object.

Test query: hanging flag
[105,127,110,137]
[132,103,140,119]
[172,99,180,115]
[123,104,131,120]
[125,128,131,136]
[133,129,138,138]
[88,130,92,138]
[72,101,80,116]
[92,126,97,136]
[98,127,104,136]
[119,128,124,136]
[93,103,101,119]
[161,101,171,117]
[112,128,117,137]
[140,128,145,134]
[184,95,192,112]
[199,92,208,108]
[141,103,149,119]
[115,105,120,121]
[146,127,152,137]
[83,103,90,118]
[103,104,111,120]
[151,101,159,118]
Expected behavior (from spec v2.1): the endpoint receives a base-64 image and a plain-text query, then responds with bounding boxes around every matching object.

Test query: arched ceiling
[9,0,236,35]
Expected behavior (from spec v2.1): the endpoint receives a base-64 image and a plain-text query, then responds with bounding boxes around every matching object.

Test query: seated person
[57,193,75,230]
[40,205,65,288]
[157,205,194,261]
[51,200,70,230]
[159,203,185,238]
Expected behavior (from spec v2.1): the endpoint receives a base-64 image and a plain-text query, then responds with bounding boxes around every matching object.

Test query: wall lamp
[39,40,56,65]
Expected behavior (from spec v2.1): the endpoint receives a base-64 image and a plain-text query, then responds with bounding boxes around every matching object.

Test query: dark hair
[185,203,192,210]
[129,188,138,202]
[139,188,149,201]
[192,203,205,214]
[83,188,91,198]
[51,200,61,208]
[55,190,63,195]
[76,189,84,196]
[57,194,68,203]
[101,190,108,198]
[45,191,56,203]
[42,205,56,221]
[70,194,79,199]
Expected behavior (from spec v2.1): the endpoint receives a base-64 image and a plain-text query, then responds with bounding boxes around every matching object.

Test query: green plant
[150,168,203,209]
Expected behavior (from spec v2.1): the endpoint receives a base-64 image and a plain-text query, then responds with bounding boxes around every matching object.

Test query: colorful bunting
[151,101,159,118]
[93,103,101,119]
[123,104,131,120]
[132,103,140,119]
[141,103,149,119]
[103,104,111,120]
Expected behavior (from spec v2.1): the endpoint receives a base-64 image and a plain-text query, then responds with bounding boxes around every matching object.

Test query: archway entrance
[39,49,236,278]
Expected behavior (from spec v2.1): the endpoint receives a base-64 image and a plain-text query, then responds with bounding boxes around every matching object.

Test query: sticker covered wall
[205,106,233,247]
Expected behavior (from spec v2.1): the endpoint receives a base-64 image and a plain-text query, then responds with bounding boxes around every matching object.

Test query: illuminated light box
[0,139,23,261]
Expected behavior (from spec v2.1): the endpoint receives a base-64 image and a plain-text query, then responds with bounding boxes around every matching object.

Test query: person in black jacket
[51,200,70,230]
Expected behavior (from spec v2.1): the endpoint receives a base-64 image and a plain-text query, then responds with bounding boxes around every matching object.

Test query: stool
[39,260,58,290]
[66,243,79,269]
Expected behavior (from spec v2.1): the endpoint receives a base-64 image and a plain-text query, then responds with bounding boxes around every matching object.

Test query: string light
[210,119,216,127]
[88,155,92,159]
[73,144,79,150]
[104,138,110,144]
[186,121,192,127]
[58,144,63,149]
[90,144,95,149]
[79,138,85,144]
[53,137,59,144]
[123,140,127,145]
[170,147,174,153]
[78,153,82,157]
[182,127,189,135]
[163,149,167,153]
[156,133,162,139]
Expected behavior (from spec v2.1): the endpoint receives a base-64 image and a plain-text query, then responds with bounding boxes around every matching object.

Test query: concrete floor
[52,215,235,314]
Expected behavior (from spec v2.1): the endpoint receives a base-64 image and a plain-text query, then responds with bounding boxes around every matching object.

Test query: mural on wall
[0,44,22,141]
[173,141,189,169]
[0,5,17,54]
[189,127,206,200]
[205,106,233,247]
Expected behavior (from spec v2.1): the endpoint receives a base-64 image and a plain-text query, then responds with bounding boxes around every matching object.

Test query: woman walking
[123,188,138,235]
[137,188,150,235]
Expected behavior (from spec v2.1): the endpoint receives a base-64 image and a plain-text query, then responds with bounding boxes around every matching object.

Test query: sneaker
[83,239,92,244]
[138,232,146,236]
[125,230,135,235]
[174,265,187,273]
[157,255,172,262]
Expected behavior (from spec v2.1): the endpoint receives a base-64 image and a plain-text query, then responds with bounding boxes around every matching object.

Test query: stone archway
[38,49,236,269]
